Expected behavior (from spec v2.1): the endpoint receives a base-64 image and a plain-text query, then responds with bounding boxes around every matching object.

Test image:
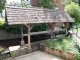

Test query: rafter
[25,24,28,27]
[47,23,52,29]
[30,23,35,31]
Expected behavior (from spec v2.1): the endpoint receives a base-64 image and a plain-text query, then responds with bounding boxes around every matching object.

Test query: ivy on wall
[37,0,61,9]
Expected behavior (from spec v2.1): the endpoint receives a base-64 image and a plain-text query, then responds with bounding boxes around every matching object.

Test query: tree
[78,0,80,6]
[37,0,61,9]
[65,0,78,6]
[0,0,6,17]
[65,2,80,24]
[10,0,31,7]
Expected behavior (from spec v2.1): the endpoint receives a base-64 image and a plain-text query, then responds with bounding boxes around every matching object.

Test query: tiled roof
[5,4,74,25]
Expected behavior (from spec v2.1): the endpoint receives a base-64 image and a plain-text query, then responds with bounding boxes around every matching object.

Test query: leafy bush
[0,18,5,25]
[0,22,49,33]
[65,2,80,25]
[0,21,49,39]
[37,0,58,9]
[43,36,80,60]
[10,0,31,7]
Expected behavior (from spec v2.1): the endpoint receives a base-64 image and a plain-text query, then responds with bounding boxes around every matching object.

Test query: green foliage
[37,0,61,9]
[31,23,49,32]
[0,58,5,60]
[78,0,80,6]
[0,18,5,25]
[43,36,80,60]
[74,53,80,60]
[10,0,31,7]
[65,0,78,6]
[11,51,15,59]
[0,22,49,38]
[0,0,6,13]
[65,2,80,25]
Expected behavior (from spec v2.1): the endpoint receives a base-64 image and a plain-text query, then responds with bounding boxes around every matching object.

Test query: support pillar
[51,23,54,40]
[28,24,31,49]
[64,22,68,37]
[21,24,25,45]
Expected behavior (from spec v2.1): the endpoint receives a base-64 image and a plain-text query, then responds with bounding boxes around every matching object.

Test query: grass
[43,36,80,60]
[78,28,80,33]
[72,28,80,33]
[0,18,5,25]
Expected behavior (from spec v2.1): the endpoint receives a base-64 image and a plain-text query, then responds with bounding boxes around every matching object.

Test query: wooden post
[53,27,55,39]
[51,23,54,40]
[64,22,68,36]
[21,24,25,45]
[28,24,31,49]
[53,23,55,39]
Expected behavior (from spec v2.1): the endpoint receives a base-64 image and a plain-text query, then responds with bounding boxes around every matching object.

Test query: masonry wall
[0,30,20,40]
[31,0,65,10]
[55,0,65,10]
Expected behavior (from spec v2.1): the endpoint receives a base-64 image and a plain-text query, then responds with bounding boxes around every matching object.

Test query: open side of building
[5,4,74,49]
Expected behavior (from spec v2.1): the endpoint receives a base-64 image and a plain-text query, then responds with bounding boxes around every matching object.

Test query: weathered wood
[23,29,66,36]
[64,22,69,36]
[53,23,56,39]
[5,4,74,25]
[47,23,52,29]
[21,24,25,45]
[30,23,35,31]
[23,30,50,36]
[51,23,54,40]
[5,9,7,22]
[28,24,31,48]
[25,24,28,27]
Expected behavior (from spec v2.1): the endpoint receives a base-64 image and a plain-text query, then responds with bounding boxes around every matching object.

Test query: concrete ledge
[9,39,56,57]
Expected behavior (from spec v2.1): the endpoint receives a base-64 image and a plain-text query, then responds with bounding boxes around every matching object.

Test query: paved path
[6,51,65,60]
[69,31,80,43]
[77,33,80,38]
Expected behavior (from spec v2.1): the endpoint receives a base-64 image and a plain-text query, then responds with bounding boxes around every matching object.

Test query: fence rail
[72,24,80,38]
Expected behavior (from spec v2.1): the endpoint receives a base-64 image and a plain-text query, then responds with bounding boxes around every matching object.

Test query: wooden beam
[28,24,31,48]
[21,24,25,45]
[23,30,51,36]
[30,23,35,31]
[47,23,52,29]
[25,24,28,27]
[64,22,69,36]
[23,29,66,36]
[51,23,54,40]
[53,23,56,39]
[5,9,7,22]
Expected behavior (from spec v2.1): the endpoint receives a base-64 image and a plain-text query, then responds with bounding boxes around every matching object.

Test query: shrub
[65,2,80,25]
[0,22,49,38]
[43,36,80,60]
[0,18,5,26]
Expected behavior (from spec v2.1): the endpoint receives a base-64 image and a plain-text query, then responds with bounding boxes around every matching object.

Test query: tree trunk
[1,10,2,17]
[78,0,80,6]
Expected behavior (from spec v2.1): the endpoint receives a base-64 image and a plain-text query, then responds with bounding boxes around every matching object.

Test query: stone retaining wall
[40,43,74,60]
[0,39,51,59]
[0,30,20,40]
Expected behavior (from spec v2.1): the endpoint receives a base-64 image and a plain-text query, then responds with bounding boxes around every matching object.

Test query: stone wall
[31,0,65,11]
[8,39,51,58]
[0,30,20,40]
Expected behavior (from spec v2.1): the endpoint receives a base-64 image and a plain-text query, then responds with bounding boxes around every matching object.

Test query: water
[0,36,50,48]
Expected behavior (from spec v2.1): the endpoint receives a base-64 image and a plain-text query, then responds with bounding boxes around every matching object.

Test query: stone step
[9,45,32,57]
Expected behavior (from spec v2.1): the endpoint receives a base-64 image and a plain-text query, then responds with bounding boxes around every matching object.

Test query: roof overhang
[5,4,75,25]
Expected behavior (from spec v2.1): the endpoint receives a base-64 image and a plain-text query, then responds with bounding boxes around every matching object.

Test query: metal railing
[72,24,80,38]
